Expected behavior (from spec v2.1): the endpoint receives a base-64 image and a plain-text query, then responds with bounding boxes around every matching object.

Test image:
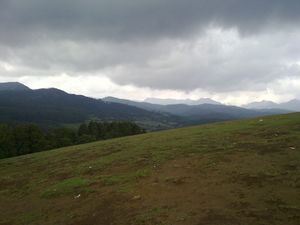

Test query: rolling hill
[0,82,31,91]
[1,113,300,225]
[0,86,180,129]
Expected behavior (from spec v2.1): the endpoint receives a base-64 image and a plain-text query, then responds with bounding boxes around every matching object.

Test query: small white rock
[132,195,141,200]
[74,194,81,199]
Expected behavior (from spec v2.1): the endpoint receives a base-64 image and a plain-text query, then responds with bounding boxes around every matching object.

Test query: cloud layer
[1,0,300,103]
[1,0,300,43]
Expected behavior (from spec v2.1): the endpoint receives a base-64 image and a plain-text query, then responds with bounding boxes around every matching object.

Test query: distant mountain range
[103,96,290,125]
[244,100,279,109]
[0,82,295,130]
[144,97,221,105]
[244,100,300,112]
[0,82,179,130]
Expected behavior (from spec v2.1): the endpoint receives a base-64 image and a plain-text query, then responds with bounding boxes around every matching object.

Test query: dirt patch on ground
[1,149,300,225]
[68,194,136,225]
[10,151,300,224]
[123,151,300,225]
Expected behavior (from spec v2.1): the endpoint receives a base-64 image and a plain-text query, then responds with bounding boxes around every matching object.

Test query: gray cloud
[1,0,300,94]
[1,0,300,45]
[108,29,300,92]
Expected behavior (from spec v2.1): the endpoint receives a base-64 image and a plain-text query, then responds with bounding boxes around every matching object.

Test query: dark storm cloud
[1,0,300,45]
[1,0,300,93]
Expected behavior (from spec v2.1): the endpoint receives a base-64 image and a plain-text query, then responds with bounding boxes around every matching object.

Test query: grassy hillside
[1,113,300,225]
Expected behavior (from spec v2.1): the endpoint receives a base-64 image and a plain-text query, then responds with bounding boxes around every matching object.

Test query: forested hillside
[0,121,144,159]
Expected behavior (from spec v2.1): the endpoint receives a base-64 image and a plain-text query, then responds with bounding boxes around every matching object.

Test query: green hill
[1,113,300,225]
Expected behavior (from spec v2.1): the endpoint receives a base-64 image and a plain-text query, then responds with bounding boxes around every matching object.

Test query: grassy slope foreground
[1,113,300,225]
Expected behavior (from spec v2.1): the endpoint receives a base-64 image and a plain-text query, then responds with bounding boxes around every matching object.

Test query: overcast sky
[1,0,300,105]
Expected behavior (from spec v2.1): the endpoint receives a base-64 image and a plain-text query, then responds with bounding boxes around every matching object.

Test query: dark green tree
[78,123,89,136]
[0,124,15,158]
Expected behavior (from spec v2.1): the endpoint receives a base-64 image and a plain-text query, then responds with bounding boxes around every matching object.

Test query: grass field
[1,113,300,225]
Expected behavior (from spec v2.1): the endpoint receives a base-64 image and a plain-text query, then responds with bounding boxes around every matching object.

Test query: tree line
[0,121,145,159]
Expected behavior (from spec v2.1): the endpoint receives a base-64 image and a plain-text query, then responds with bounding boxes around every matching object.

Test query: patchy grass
[0,113,300,225]
[100,169,150,186]
[17,212,44,224]
[135,206,176,224]
[41,177,91,198]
